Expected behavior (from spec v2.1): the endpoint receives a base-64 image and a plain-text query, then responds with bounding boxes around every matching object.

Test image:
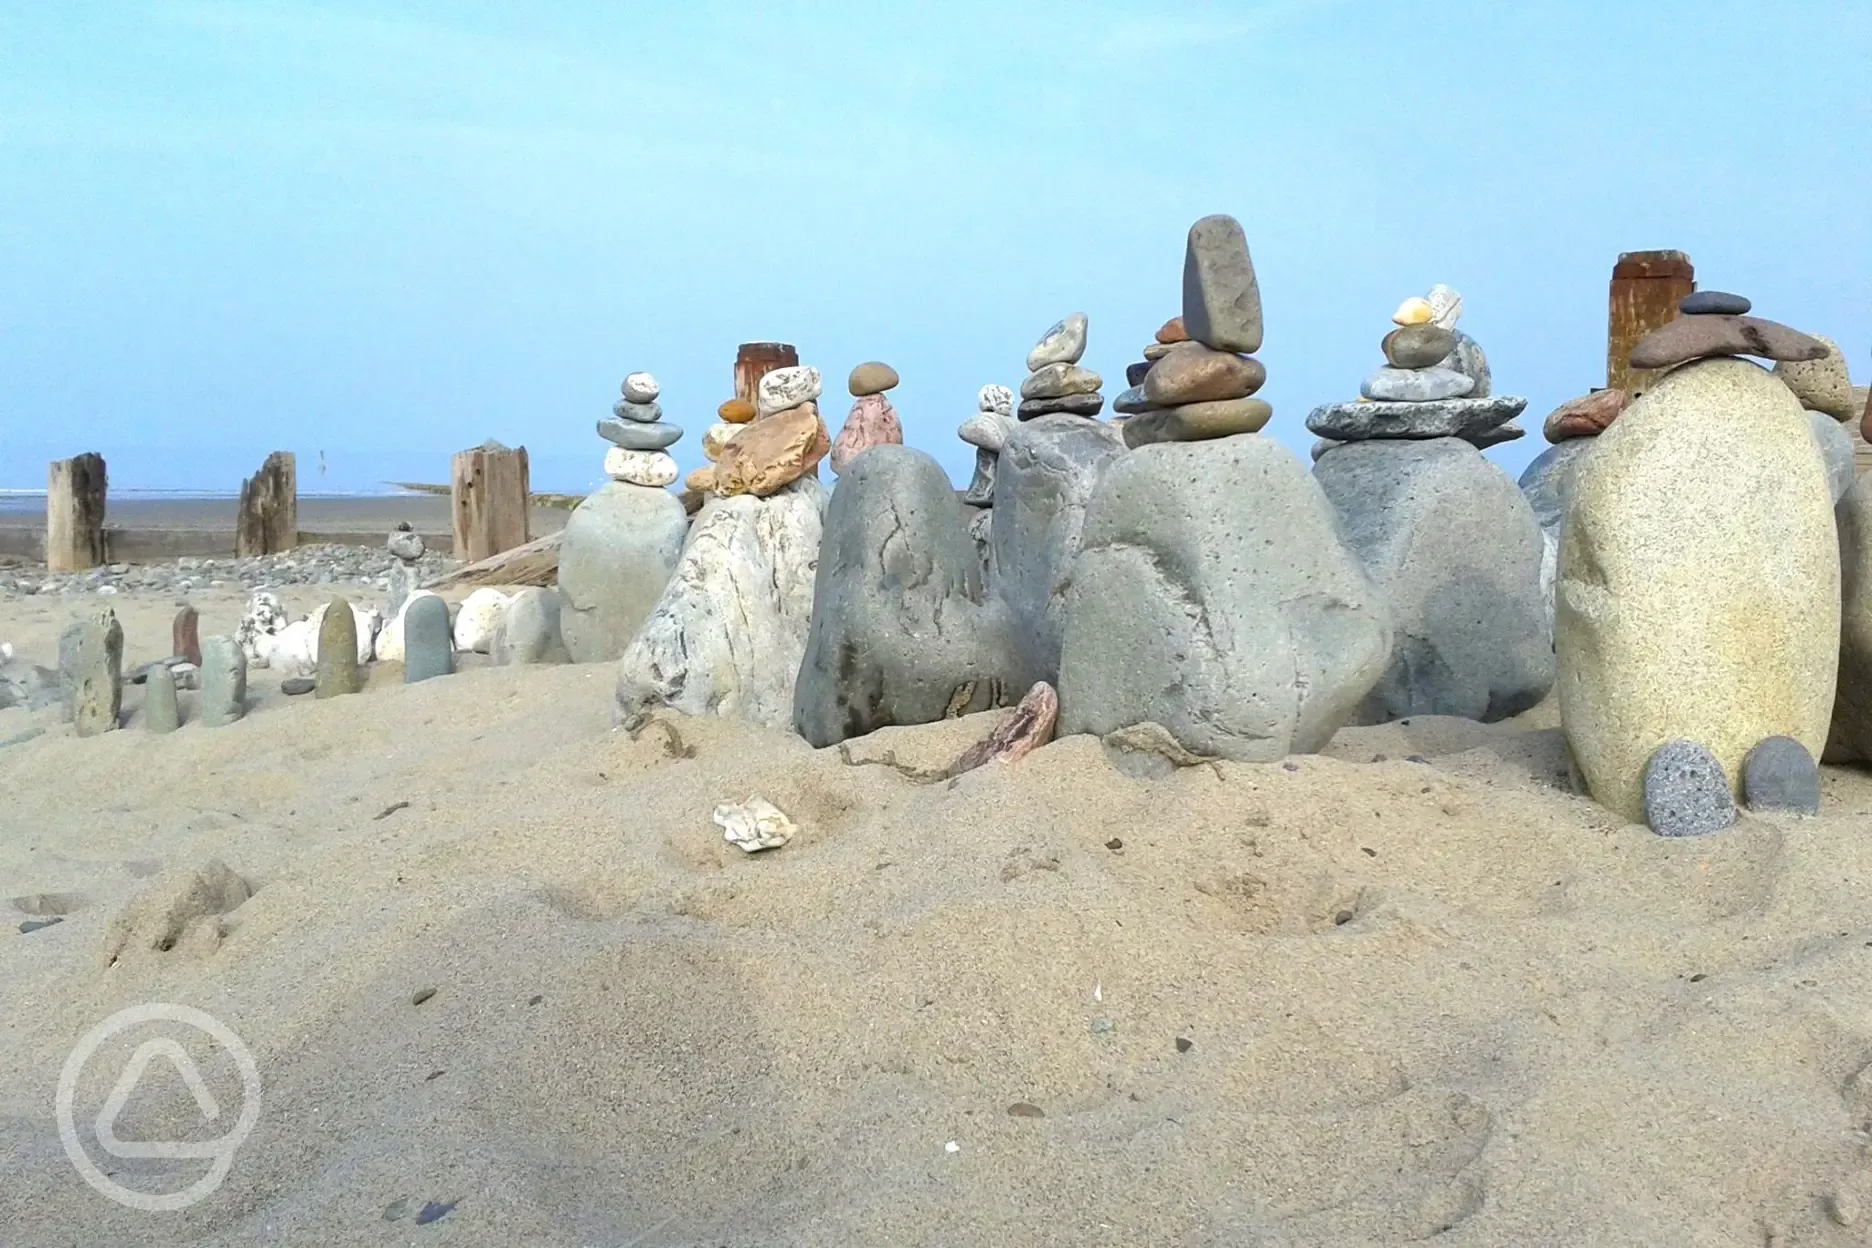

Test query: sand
[4,586,1872,1245]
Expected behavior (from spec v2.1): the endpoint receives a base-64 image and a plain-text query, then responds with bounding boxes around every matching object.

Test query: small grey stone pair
[1641,736,1819,836]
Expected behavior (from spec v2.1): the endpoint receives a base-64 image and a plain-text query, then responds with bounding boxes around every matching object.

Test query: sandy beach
[2,583,1869,1245]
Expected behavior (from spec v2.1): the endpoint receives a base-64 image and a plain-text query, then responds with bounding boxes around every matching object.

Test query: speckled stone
[1642,739,1737,837]
[1307,396,1527,442]
[1741,735,1820,815]
[1557,357,1838,823]
[1360,366,1474,403]
[1773,335,1855,420]
[1181,215,1262,353]
[315,597,362,698]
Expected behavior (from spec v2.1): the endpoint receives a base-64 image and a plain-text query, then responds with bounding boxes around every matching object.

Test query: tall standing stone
[144,665,181,734]
[1607,250,1694,397]
[402,593,455,683]
[1181,214,1263,355]
[59,610,123,737]
[315,597,362,698]
[200,636,247,727]
[172,605,202,667]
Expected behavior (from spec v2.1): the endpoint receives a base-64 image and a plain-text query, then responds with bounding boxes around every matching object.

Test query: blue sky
[2,0,1868,495]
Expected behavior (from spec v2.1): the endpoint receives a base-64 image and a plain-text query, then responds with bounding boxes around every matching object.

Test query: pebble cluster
[0,544,458,600]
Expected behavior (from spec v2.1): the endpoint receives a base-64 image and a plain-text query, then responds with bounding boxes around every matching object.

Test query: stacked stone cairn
[556,369,689,662]
[691,396,755,494]
[830,362,904,476]
[1308,286,1527,456]
[1557,295,1835,835]
[1017,315,1102,421]
[959,384,1015,578]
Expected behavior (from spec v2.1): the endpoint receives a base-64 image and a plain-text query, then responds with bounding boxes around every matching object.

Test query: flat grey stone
[1181,214,1262,353]
[402,594,455,683]
[143,665,180,733]
[598,417,683,451]
[963,447,998,507]
[1124,361,1152,388]
[1314,438,1552,724]
[1112,386,1153,415]
[1741,735,1819,815]
[281,677,314,695]
[1642,739,1736,837]
[1360,366,1474,403]
[492,588,568,665]
[1306,395,1528,442]
[1681,291,1751,316]
[200,635,247,727]
[1017,393,1105,420]
[556,481,689,663]
[1809,409,1854,503]
[59,611,123,737]
[793,447,1016,747]
[610,399,663,424]
[1467,422,1525,448]
[1020,362,1101,401]
[959,411,1013,452]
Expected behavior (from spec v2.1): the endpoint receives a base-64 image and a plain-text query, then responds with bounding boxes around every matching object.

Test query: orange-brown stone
[1154,316,1188,345]
[714,402,830,498]
[1543,388,1629,443]
[718,398,756,424]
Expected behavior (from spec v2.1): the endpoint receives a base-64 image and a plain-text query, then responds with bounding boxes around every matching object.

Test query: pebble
[1125,361,1151,388]
[172,605,201,667]
[718,397,756,424]
[200,635,247,726]
[1019,362,1102,401]
[701,421,742,461]
[281,676,314,695]
[603,447,679,488]
[597,417,682,451]
[756,365,823,418]
[1182,214,1262,353]
[1306,395,1529,443]
[1392,297,1434,326]
[963,447,998,507]
[1360,366,1476,403]
[1026,313,1089,371]
[848,361,899,396]
[143,664,181,733]
[1741,736,1820,815]
[977,384,1014,416]
[1017,393,1106,421]
[1679,290,1750,316]
[492,587,567,665]
[403,594,455,683]
[1382,324,1457,370]
[1629,315,1828,370]
[59,611,123,737]
[621,371,660,403]
[1543,389,1628,442]
[19,917,62,935]
[315,597,362,698]
[1142,343,1265,406]
[959,411,1014,453]
[1122,398,1271,447]
[452,587,509,655]
[1642,739,1737,837]
[1155,316,1188,345]
[610,398,663,424]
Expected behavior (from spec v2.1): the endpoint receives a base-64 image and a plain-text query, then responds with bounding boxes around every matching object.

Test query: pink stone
[829,394,904,476]
[950,682,1060,774]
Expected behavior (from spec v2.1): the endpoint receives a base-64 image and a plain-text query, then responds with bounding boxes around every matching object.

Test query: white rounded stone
[978,384,1014,416]
[452,588,511,655]
[1427,284,1464,330]
[701,421,742,462]
[236,590,289,669]
[959,410,1015,452]
[756,365,823,418]
[1026,313,1088,371]
[621,371,659,403]
[603,446,679,488]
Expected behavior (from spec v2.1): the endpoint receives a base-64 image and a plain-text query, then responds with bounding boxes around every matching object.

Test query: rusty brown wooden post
[450,441,530,564]
[45,452,108,572]
[733,342,800,411]
[1608,250,1695,396]
[236,451,297,557]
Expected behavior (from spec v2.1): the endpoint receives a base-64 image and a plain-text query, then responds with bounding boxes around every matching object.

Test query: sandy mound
[4,589,1872,1244]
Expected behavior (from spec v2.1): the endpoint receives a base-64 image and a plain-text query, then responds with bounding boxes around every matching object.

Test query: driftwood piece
[423,529,561,590]
[236,451,297,557]
[450,442,531,564]
[733,343,800,409]
[45,453,107,573]
[1608,250,1694,397]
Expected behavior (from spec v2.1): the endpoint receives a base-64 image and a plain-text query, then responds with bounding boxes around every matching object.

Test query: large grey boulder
[615,477,825,731]
[556,482,689,663]
[1518,438,1598,633]
[990,414,1126,689]
[793,447,1016,747]
[1057,436,1392,761]
[1315,438,1553,723]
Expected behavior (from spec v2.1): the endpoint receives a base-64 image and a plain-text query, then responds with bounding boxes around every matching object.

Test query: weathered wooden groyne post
[450,440,530,563]
[236,451,297,557]
[1607,250,1694,397]
[45,452,107,572]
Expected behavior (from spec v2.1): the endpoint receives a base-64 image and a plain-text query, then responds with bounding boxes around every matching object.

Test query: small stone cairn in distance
[1017,314,1103,421]
[598,371,682,488]
[386,523,425,616]
[1308,287,1527,453]
[959,384,1015,508]
[830,362,904,476]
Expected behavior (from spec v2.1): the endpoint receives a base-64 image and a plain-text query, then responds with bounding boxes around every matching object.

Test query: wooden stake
[450,442,531,565]
[733,342,800,410]
[45,453,107,572]
[235,451,297,557]
[1608,250,1694,396]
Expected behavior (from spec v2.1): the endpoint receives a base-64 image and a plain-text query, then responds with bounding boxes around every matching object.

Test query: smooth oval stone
[1680,290,1751,316]
[848,361,899,397]
[1112,386,1153,416]
[621,371,659,403]
[1629,315,1828,370]
[1543,389,1628,443]
[1122,398,1271,447]
[977,384,1013,416]
[1020,363,1102,401]
[959,411,1014,452]
[1017,393,1105,421]
[603,447,679,488]
[611,399,663,424]
[143,665,180,733]
[493,587,568,666]
[281,676,314,696]
[1142,343,1265,406]
[1741,735,1819,814]
[1027,313,1089,371]
[200,635,247,727]
[1181,215,1262,354]
[1642,739,1736,837]
[315,598,362,698]
[1125,361,1152,388]
[1154,316,1188,345]
[402,594,455,683]
[1360,367,1475,403]
[1382,325,1457,370]
[718,397,756,424]
[597,416,682,451]
[756,365,823,418]
[1393,297,1434,326]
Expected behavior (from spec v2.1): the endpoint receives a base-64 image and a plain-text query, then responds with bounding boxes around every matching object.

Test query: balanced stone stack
[1559,302,1835,833]
[1114,216,1272,449]
[710,365,832,498]
[959,384,1015,583]
[1017,315,1103,421]
[1111,317,1185,424]
[1308,288,1527,454]
[556,369,690,663]
[386,523,425,616]
[830,362,904,476]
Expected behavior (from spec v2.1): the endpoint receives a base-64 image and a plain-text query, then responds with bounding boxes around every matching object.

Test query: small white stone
[959,411,1014,453]
[603,446,679,488]
[701,421,742,462]
[453,588,511,654]
[977,384,1014,416]
[1427,284,1463,331]
[1027,313,1088,371]
[713,796,797,852]
[756,365,823,418]
[236,590,290,669]
[944,1141,960,1154]
[621,371,660,403]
